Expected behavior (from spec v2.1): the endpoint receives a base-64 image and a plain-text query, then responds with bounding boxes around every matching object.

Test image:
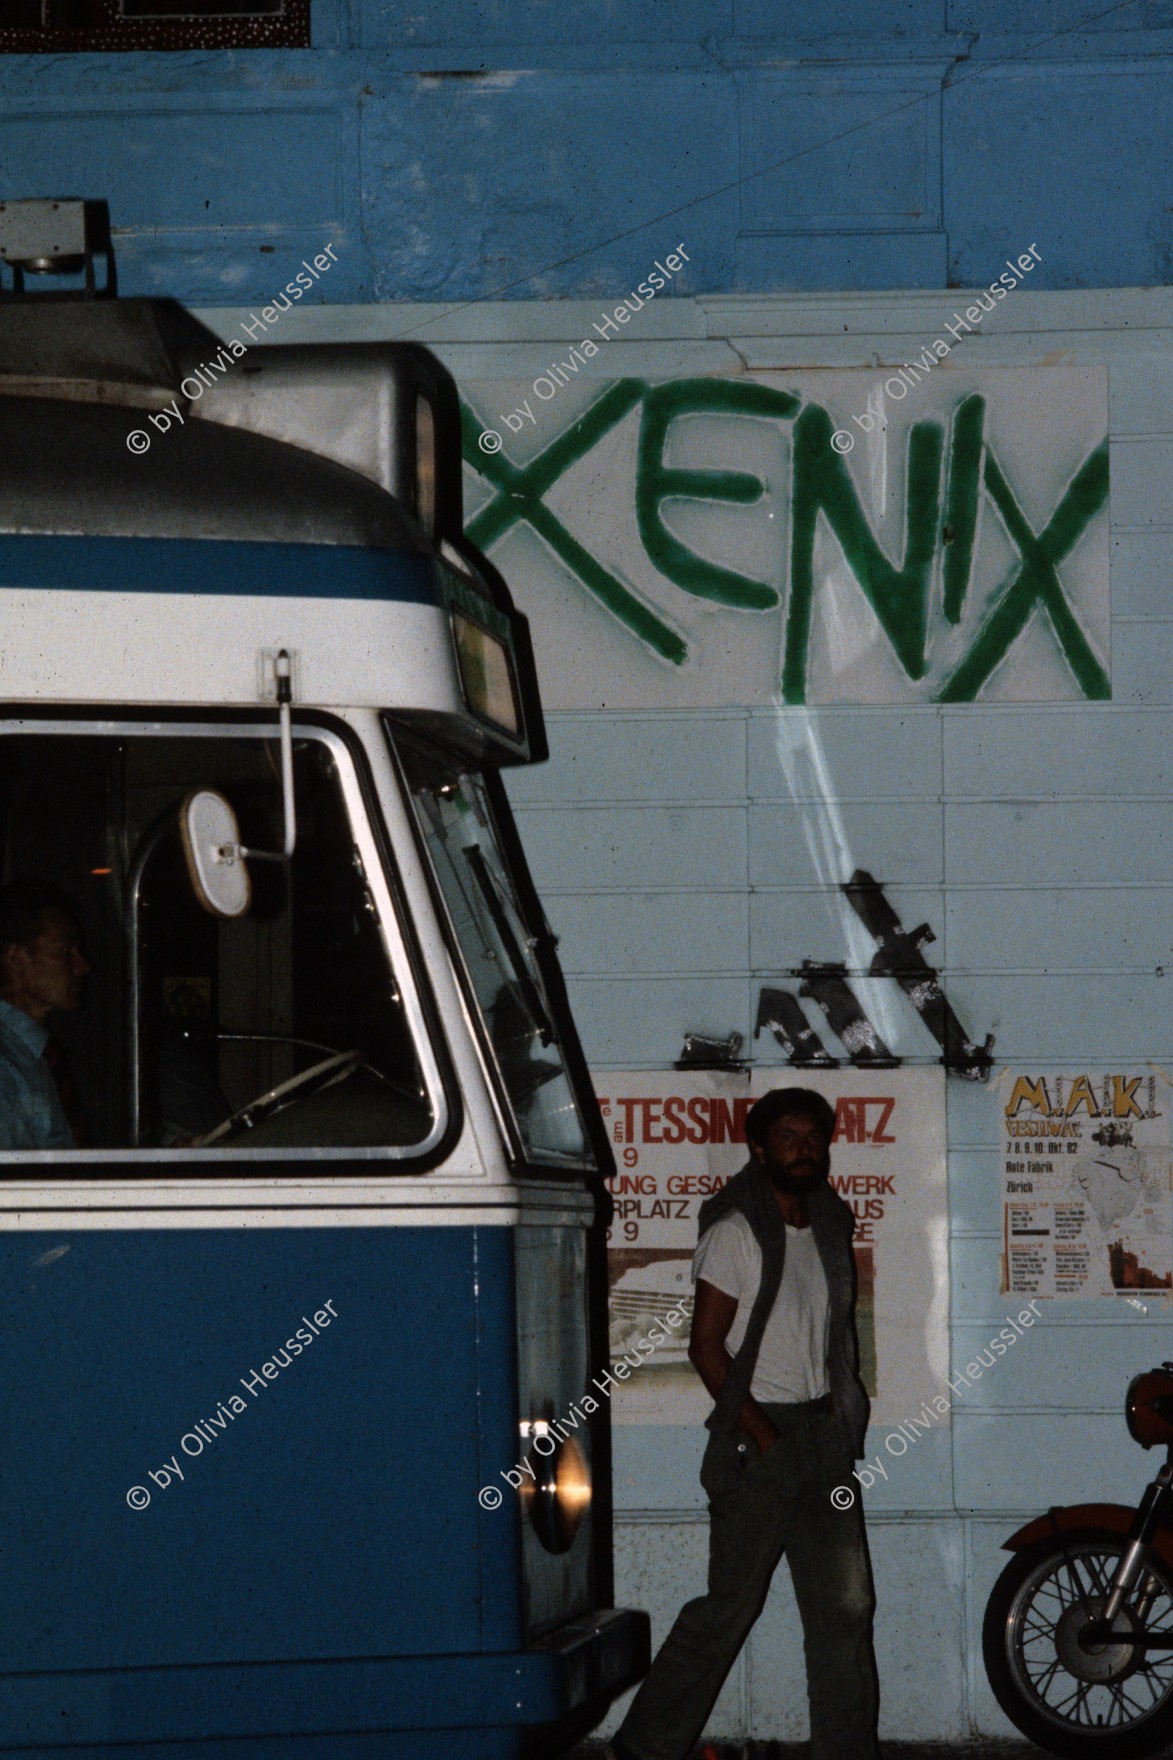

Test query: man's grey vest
[696,1157,870,1458]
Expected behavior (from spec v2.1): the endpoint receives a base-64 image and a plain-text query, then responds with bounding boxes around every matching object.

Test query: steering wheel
[194,1049,366,1146]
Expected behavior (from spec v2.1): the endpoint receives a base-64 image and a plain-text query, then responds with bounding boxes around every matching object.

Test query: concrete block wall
[485,287,1173,1739]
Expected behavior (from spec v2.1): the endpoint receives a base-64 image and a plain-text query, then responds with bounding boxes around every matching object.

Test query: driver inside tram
[0,878,90,1150]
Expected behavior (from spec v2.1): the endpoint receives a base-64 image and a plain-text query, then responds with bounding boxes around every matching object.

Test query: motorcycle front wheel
[983,1526,1173,1758]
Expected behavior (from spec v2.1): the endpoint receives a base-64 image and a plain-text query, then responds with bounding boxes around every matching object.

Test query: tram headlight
[518,1419,591,1555]
[452,610,520,737]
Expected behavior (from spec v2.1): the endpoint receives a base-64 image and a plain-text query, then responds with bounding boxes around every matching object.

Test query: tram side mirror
[179,790,252,919]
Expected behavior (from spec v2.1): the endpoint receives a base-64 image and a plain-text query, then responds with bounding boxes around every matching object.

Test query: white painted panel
[1110,531,1173,617]
[952,974,1173,1061]
[611,1424,707,1512]
[943,706,1173,797]
[746,707,942,799]
[750,884,946,970]
[548,891,748,976]
[742,1560,809,1742]
[513,803,747,891]
[951,1230,1021,1318]
[945,885,1173,972]
[432,299,1169,1745]
[565,975,753,1067]
[952,1410,1155,1510]
[949,1149,1006,1235]
[947,1077,1008,1148]
[1110,435,1173,527]
[855,1429,955,1511]
[946,803,1173,885]
[1109,361,1173,435]
[1112,619,1173,705]
[951,1320,1173,1408]
[696,289,1173,347]
[504,711,746,804]
[750,801,944,887]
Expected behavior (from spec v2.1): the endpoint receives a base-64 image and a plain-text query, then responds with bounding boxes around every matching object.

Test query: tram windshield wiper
[463,844,553,1047]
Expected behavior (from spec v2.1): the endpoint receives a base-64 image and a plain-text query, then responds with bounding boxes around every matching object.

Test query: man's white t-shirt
[692,1211,830,1403]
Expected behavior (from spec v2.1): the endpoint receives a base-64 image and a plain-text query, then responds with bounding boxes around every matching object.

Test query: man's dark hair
[745,1086,836,1150]
[0,878,80,956]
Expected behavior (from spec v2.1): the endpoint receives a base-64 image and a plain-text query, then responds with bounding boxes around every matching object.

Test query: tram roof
[0,303,534,760]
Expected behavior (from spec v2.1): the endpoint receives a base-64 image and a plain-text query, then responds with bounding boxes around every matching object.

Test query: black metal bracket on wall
[842,869,994,1080]
[797,960,900,1068]
[754,986,837,1067]
[674,1030,747,1071]
[745,872,994,1080]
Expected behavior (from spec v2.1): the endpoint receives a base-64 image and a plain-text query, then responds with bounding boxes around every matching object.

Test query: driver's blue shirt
[0,999,74,1150]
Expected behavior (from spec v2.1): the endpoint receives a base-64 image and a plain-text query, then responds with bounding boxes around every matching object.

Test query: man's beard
[765,1155,828,1196]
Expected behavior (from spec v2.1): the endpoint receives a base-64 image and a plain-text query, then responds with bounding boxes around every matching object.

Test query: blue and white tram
[0,205,648,1760]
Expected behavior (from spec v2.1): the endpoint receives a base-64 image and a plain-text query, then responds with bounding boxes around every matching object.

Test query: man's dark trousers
[613,1398,880,1760]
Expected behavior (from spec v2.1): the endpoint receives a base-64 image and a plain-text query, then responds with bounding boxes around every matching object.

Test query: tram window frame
[388,723,600,1180]
[0,0,309,53]
[0,714,452,1171]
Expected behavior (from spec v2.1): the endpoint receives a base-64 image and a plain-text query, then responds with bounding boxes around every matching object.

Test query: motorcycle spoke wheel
[985,1531,1173,1757]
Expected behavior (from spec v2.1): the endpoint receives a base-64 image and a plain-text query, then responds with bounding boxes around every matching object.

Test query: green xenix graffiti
[461,380,1110,703]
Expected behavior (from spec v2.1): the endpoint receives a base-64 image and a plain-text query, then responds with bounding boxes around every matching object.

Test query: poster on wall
[461,368,1109,710]
[1000,1070,1173,1299]
[597,1067,949,1425]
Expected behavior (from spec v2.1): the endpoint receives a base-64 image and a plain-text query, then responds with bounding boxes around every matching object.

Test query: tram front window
[398,741,590,1168]
[0,726,434,1157]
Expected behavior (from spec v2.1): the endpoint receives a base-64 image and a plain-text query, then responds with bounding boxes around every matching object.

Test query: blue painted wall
[3,2,1173,301]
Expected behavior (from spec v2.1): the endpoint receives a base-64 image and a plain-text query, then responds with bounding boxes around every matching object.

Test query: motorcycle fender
[1003,1503,1173,1573]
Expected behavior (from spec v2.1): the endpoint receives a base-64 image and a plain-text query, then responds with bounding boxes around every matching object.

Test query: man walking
[608,1086,880,1760]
